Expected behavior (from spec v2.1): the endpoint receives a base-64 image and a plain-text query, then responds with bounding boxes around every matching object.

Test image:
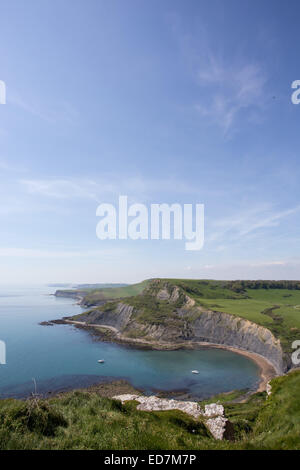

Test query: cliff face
[81,303,134,331]
[77,312,285,375]
[72,281,287,374]
[55,290,82,300]
[55,290,74,298]
[190,311,284,374]
[130,311,284,374]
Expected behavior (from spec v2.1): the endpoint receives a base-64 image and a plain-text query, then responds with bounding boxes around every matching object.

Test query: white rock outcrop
[112,394,202,419]
[113,394,140,403]
[204,403,224,417]
[206,416,228,440]
[112,394,229,440]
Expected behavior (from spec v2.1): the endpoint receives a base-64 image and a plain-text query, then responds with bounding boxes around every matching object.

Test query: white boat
[98,359,105,363]
[192,370,199,374]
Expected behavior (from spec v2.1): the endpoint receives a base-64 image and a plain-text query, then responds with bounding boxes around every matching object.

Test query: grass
[165,279,247,301]
[69,279,300,353]
[0,371,299,450]
[244,370,300,449]
[121,281,300,353]
[197,288,300,353]
[200,389,249,405]
[125,293,185,325]
[80,280,151,306]
[47,279,300,449]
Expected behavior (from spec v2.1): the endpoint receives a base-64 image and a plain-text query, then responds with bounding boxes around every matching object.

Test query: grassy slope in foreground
[0,371,299,450]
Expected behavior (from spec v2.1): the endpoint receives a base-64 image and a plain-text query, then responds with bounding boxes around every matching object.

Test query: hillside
[64,278,300,374]
[29,279,300,450]
[0,370,299,450]
[163,279,300,354]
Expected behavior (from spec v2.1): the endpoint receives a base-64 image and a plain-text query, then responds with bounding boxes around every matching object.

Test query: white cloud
[0,248,124,259]
[196,60,267,134]
[208,204,300,244]
[180,259,300,281]
[9,92,79,125]
[237,206,300,237]
[0,157,27,173]
[170,18,268,134]
[250,261,286,267]
[21,179,101,201]
[20,175,214,202]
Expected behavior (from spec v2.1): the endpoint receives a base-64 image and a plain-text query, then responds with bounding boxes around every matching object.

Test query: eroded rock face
[192,310,285,373]
[112,394,230,440]
[122,303,284,374]
[156,288,171,301]
[152,282,195,307]
[79,303,134,331]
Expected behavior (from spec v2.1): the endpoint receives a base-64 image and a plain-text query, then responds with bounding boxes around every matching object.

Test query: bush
[0,398,67,436]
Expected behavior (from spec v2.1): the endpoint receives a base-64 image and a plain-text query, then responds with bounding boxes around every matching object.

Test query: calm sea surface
[0,286,260,399]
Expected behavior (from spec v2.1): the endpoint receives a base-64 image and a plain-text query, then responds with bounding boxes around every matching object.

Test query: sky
[0,0,300,284]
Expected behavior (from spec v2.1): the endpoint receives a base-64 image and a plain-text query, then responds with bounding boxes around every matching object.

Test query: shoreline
[62,319,278,394]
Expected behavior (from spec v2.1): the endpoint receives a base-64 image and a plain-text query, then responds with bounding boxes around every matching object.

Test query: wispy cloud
[21,179,101,201]
[209,204,300,244]
[169,16,268,134]
[0,157,27,173]
[181,259,300,281]
[0,174,216,218]
[0,248,125,259]
[250,260,287,267]
[20,175,218,202]
[9,91,79,125]
[196,60,267,134]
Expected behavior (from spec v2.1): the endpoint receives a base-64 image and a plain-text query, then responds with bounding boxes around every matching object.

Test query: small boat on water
[192,370,199,374]
[98,360,105,363]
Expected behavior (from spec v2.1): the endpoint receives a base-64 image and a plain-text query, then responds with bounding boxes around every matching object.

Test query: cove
[0,286,260,399]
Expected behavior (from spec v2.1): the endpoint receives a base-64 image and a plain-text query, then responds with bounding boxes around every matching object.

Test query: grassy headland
[55,280,151,306]
[63,278,300,357]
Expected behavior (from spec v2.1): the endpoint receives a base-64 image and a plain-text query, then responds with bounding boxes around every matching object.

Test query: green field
[190,288,300,352]
[150,281,300,349]
[128,280,300,350]
[0,371,299,450]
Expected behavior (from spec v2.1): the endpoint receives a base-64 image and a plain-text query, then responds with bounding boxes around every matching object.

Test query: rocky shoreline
[48,317,277,394]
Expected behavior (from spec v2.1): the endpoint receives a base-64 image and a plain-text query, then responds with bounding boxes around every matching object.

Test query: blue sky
[0,0,300,284]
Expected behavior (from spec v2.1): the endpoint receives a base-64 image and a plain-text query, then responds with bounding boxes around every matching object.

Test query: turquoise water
[0,286,260,399]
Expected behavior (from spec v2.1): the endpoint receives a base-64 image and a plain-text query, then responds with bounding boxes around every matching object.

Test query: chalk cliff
[73,281,287,374]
